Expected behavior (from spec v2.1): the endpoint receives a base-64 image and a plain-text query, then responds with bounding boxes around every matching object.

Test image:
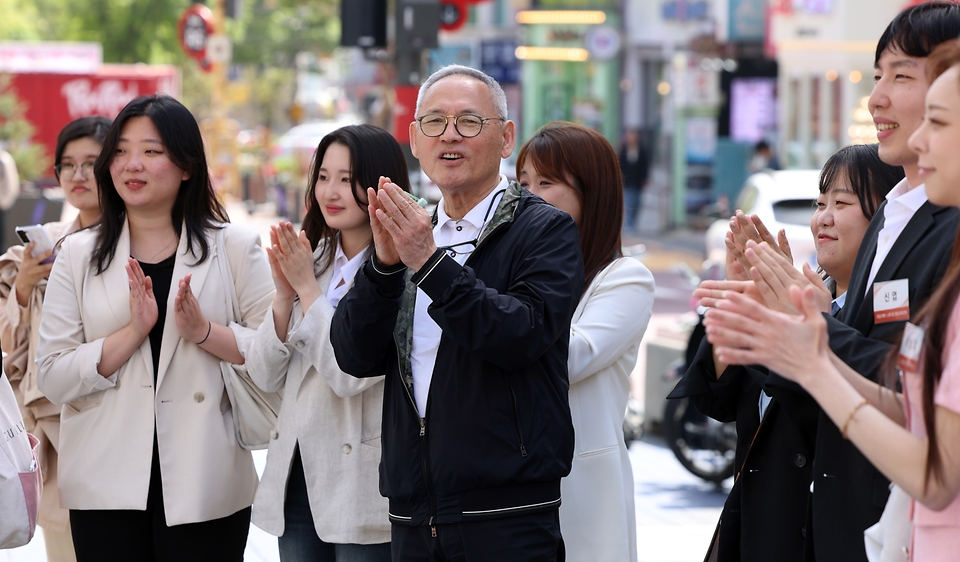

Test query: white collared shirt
[327,237,372,308]
[865,179,928,295]
[410,177,508,416]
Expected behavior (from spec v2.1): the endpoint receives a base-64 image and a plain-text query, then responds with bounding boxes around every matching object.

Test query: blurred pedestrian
[0,116,111,562]
[247,124,408,561]
[748,140,780,173]
[518,121,655,562]
[618,129,648,235]
[36,95,274,561]
[681,143,903,562]
[331,65,583,561]
[0,148,21,250]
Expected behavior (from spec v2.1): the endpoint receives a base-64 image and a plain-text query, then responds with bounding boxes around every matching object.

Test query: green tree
[0,75,50,181]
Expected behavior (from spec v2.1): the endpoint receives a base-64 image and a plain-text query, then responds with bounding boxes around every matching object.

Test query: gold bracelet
[840,398,869,440]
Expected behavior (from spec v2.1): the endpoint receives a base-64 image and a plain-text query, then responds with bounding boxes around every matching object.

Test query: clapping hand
[372,181,436,271]
[704,285,831,386]
[743,241,832,315]
[266,221,321,309]
[174,273,210,343]
[729,211,793,270]
[368,177,402,267]
[125,258,158,340]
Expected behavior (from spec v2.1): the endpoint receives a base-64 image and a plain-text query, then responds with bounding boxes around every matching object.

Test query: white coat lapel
[103,222,135,327]
[103,222,154,379]
[155,227,215,389]
[288,251,335,399]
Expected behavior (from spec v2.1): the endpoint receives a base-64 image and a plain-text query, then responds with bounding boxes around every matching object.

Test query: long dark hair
[818,143,903,220]
[53,116,112,179]
[302,124,410,276]
[892,39,960,492]
[516,121,622,291]
[91,95,228,274]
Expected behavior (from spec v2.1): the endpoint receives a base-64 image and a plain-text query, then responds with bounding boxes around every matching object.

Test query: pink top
[903,296,960,561]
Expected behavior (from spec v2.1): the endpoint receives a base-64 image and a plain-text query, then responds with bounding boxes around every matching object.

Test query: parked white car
[704,169,821,273]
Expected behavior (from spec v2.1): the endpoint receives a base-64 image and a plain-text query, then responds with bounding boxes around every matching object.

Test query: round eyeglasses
[416,114,503,138]
[54,161,96,179]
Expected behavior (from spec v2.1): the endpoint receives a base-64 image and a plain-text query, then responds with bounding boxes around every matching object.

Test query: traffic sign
[439,0,468,31]
[178,4,214,71]
[206,34,232,64]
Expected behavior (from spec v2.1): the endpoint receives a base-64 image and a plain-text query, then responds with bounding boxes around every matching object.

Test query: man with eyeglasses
[331,65,583,561]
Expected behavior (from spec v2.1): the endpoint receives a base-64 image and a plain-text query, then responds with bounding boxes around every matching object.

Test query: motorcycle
[661,314,737,484]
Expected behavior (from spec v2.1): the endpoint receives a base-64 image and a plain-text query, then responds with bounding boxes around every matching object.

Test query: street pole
[212,0,229,196]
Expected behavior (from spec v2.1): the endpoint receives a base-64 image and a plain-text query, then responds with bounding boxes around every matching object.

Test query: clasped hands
[123,258,222,346]
[368,177,436,271]
[698,212,832,384]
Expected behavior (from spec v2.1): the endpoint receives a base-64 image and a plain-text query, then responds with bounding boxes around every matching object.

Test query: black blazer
[670,340,817,562]
[766,199,960,562]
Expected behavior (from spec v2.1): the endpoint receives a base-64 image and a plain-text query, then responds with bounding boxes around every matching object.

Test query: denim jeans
[623,185,641,233]
[279,447,391,562]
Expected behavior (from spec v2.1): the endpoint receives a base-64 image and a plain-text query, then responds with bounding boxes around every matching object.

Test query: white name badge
[873,279,910,324]
[897,322,925,373]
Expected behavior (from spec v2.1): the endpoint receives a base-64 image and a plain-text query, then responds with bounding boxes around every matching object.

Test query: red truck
[8,64,181,173]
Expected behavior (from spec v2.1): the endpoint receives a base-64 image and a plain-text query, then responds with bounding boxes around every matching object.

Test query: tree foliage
[0,0,341,176]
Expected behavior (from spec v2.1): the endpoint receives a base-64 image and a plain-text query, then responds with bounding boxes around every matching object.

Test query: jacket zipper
[394,337,439,531]
[506,380,528,457]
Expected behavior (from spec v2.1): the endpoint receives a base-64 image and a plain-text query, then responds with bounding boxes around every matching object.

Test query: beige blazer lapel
[102,222,155,380]
[155,228,215,390]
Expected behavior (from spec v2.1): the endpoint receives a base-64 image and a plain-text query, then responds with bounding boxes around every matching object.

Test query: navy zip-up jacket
[330,183,583,526]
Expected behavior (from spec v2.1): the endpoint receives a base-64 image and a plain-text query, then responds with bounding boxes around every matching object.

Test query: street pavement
[2,199,728,562]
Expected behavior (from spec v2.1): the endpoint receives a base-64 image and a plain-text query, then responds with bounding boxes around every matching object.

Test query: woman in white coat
[0,116,111,562]
[247,124,408,561]
[518,122,655,562]
[36,95,274,561]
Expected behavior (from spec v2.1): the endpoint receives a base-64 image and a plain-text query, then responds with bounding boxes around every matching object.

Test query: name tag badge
[873,279,910,324]
[897,322,925,373]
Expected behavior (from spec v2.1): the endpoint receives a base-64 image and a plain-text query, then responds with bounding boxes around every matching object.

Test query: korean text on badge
[873,279,910,324]
[897,322,925,373]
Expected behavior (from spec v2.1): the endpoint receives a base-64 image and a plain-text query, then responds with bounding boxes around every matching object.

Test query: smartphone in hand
[15,225,56,264]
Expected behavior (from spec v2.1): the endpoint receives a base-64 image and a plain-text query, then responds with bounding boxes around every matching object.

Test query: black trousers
[391,509,564,562]
[69,437,250,562]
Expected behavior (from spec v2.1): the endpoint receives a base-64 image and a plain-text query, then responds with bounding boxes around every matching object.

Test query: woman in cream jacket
[518,122,655,562]
[36,95,274,561]
[0,116,111,561]
[247,125,406,561]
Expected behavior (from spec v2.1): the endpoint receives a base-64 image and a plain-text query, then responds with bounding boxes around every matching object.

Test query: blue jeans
[279,447,391,562]
[623,185,641,233]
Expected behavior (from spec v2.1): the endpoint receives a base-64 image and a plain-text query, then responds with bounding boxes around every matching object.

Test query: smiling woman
[246,124,409,561]
[35,95,275,561]
[0,116,111,561]
[811,144,904,297]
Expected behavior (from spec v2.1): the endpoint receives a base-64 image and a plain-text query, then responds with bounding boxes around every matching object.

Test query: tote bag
[0,371,41,548]
[216,228,282,450]
[864,483,912,562]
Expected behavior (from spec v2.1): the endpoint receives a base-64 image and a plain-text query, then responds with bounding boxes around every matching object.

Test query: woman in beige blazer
[36,95,274,561]
[0,116,111,562]
[247,125,408,561]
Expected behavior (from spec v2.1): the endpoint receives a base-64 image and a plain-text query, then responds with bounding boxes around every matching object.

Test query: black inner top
[138,253,176,382]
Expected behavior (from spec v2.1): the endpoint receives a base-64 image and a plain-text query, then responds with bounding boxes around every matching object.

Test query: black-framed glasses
[54,161,96,178]
[437,188,506,258]
[439,238,478,258]
[417,113,503,138]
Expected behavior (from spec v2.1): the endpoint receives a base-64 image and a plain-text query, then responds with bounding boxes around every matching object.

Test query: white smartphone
[15,225,56,264]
